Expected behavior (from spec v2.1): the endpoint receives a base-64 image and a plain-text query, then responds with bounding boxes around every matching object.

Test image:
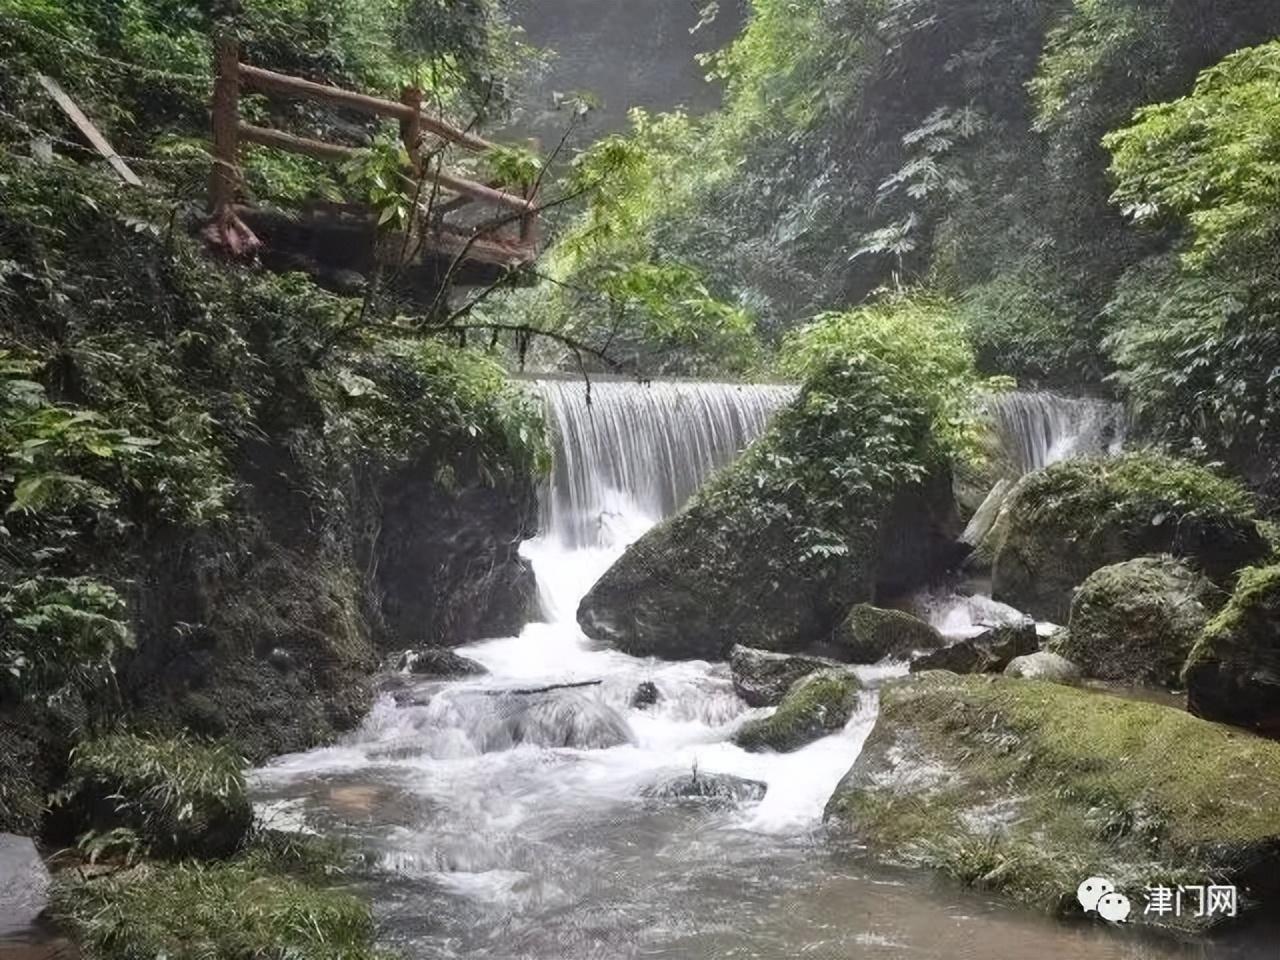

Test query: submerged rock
[729,645,842,707]
[825,673,1280,932]
[630,681,661,709]
[487,690,635,751]
[836,604,945,663]
[1003,651,1081,684]
[990,453,1264,622]
[641,771,767,804]
[1185,564,1280,737]
[910,620,1038,675]
[1056,556,1214,687]
[734,669,861,753]
[397,648,488,677]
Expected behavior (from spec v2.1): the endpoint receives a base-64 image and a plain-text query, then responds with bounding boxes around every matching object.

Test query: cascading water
[251,379,1218,960]
[986,391,1126,474]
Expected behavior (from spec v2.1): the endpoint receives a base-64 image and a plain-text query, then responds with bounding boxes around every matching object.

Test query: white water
[986,391,1125,474]
[251,380,1238,960]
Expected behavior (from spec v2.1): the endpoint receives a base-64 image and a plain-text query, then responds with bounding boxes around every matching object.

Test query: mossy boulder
[836,604,945,663]
[57,733,251,859]
[991,453,1265,622]
[1056,556,1215,687]
[729,645,842,707]
[825,673,1280,931]
[1184,565,1280,737]
[576,353,962,660]
[734,669,862,753]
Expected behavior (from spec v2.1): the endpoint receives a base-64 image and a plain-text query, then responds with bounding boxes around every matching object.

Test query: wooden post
[400,86,423,174]
[208,30,241,214]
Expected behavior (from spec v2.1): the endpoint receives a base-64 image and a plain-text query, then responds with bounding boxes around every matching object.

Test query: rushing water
[987,391,1126,474]
[252,380,1267,960]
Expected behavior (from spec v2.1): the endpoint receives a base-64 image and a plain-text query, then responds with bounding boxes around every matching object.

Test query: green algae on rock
[734,668,862,753]
[825,672,1280,932]
[1057,556,1215,687]
[1184,564,1280,737]
[990,452,1265,622]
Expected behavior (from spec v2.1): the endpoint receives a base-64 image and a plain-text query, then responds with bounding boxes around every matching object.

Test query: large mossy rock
[577,354,962,660]
[1056,556,1215,687]
[56,733,251,859]
[734,669,862,753]
[1184,565,1280,737]
[990,453,1265,622]
[729,645,842,707]
[835,604,945,663]
[825,673,1280,931]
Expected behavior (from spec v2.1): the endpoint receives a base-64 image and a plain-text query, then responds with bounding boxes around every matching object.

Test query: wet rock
[630,681,660,709]
[734,669,861,753]
[1185,564,1280,737]
[641,771,767,804]
[1003,651,1081,684]
[266,647,295,672]
[397,648,488,677]
[0,833,50,937]
[481,690,635,751]
[729,645,842,707]
[990,453,1265,622]
[910,620,1038,675]
[836,605,945,663]
[1057,556,1214,687]
[825,672,1280,933]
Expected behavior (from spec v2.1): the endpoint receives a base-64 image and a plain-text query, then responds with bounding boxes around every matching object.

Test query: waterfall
[529,378,797,550]
[986,391,1125,474]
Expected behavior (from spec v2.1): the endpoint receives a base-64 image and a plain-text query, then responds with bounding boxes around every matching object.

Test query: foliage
[52,852,382,960]
[61,732,251,858]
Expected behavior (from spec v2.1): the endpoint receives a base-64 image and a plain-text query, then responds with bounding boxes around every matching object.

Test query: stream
[252,384,1270,960]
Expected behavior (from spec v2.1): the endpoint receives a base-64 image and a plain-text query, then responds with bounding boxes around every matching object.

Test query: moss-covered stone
[991,452,1265,622]
[56,733,251,859]
[1003,651,1081,684]
[825,673,1280,932]
[729,645,842,707]
[1184,564,1280,737]
[836,604,945,663]
[1057,556,1215,687]
[734,669,861,752]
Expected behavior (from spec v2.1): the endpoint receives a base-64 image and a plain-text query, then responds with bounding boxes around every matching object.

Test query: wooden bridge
[204,34,541,291]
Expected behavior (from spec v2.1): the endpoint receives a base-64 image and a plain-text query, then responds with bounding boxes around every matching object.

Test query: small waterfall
[986,391,1125,474]
[530,378,797,551]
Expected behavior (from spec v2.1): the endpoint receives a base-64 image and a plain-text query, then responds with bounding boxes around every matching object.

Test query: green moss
[60,733,251,859]
[735,669,861,752]
[837,604,944,662]
[1057,556,1214,687]
[51,846,382,960]
[826,673,1280,930]
[991,451,1265,621]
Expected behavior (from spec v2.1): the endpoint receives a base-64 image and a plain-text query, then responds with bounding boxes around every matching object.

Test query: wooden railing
[206,31,539,266]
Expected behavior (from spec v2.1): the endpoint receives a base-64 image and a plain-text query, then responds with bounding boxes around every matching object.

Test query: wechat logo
[1077,876,1131,923]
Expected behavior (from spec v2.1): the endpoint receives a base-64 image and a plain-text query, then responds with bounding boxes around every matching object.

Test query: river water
[251,383,1270,960]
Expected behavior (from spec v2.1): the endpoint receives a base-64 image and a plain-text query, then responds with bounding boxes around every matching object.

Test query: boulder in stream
[1055,556,1215,688]
[835,604,945,663]
[825,672,1280,932]
[990,452,1265,622]
[734,668,861,753]
[910,620,1037,675]
[397,648,488,677]
[1184,564,1280,737]
[641,771,767,805]
[576,354,961,661]
[729,645,843,707]
[1003,651,1081,684]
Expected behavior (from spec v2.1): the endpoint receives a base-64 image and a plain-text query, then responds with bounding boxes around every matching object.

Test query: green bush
[60,733,251,859]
